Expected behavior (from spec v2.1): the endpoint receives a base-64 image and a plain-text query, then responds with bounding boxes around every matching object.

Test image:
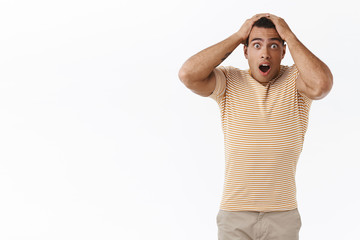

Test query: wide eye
[254,43,261,49]
[270,43,278,49]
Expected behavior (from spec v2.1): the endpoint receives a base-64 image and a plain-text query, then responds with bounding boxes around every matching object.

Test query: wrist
[233,31,246,44]
[284,33,298,45]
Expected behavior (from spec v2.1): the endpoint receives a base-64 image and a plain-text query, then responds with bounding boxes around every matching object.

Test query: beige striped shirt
[209,64,312,212]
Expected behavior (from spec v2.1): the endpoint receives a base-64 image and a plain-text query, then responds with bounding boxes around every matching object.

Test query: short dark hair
[245,17,285,46]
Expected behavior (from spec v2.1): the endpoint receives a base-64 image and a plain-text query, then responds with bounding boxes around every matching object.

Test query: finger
[267,14,281,21]
[249,13,268,21]
[247,13,270,25]
[253,13,270,19]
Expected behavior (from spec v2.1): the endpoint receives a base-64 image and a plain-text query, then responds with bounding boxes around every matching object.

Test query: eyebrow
[250,38,283,43]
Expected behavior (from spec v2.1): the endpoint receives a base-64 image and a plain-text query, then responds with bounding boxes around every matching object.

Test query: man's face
[244,26,286,83]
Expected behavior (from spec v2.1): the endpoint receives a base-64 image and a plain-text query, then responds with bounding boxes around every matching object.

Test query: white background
[0,0,359,239]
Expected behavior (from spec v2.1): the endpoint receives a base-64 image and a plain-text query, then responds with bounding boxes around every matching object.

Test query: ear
[281,44,286,59]
[244,45,248,59]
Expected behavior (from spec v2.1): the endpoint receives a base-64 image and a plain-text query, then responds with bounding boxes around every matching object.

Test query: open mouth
[259,64,271,75]
[259,64,270,73]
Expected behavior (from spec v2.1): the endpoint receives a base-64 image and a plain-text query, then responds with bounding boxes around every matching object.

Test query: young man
[178,13,333,240]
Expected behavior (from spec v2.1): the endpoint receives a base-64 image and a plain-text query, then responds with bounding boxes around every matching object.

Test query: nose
[261,48,270,59]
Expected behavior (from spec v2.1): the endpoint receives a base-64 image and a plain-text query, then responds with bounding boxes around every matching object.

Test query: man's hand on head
[266,14,296,42]
[236,13,271,45]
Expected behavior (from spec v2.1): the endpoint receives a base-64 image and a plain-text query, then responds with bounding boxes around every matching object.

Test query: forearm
[179,32,243,83]
[286,34,333,91]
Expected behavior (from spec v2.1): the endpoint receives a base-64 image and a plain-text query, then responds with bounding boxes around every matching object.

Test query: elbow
[178,67,198,88]
[313,74,333,100]
[178,68,189,84]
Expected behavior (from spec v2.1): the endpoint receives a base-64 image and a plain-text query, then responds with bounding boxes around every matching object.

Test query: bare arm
[269,14,333,100]
[286,35,333,100]
[178,13,271,97]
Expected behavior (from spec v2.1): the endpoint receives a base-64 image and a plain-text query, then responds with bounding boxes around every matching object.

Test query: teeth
[261,64,269,66]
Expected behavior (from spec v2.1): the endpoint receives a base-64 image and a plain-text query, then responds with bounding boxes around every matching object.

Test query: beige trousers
[217,208,302,240]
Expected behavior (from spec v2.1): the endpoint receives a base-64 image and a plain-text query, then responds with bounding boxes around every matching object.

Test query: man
[178,13,333,240]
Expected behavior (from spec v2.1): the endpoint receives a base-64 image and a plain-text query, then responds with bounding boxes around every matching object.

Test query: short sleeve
[289,64,313,138]
[208,66,227,103]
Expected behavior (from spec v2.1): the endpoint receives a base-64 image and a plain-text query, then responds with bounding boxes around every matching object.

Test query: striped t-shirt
[209,64,312,212]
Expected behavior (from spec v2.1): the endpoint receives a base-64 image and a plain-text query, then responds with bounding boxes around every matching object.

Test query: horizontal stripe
[209,64,312,212]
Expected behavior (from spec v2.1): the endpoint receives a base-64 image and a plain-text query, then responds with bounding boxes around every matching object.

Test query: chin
[258,74,272,82]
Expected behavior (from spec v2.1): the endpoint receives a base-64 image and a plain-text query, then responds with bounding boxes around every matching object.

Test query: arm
[268,15,333,100]
[178,13,271,97]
